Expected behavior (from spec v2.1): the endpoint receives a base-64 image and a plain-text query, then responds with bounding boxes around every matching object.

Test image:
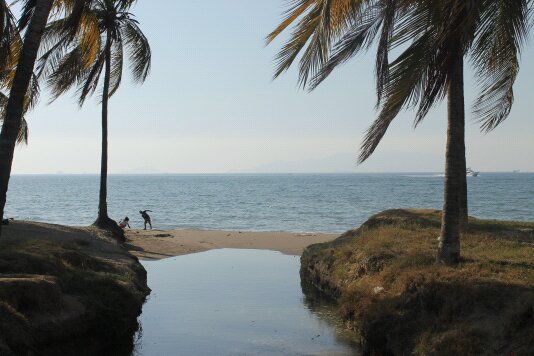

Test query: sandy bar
[125,228,339,260]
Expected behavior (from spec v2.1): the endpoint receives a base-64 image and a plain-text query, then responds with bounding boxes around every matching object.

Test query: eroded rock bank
[0,221,150,355]
[300,209,534,355]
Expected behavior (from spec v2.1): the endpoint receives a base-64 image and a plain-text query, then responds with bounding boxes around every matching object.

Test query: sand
[125,228,339,260]
[0,219,339,260]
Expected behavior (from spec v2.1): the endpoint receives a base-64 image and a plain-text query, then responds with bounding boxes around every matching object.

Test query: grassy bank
[301,209,534,355]
[0,221,150,355]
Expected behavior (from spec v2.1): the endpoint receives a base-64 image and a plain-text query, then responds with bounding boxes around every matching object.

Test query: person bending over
[118,217,130,229]
[139,210,152,230]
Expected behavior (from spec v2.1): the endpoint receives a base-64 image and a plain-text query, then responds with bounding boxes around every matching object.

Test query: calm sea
[5,173,533,233]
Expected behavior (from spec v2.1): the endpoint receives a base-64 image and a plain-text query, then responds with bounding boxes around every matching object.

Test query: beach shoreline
[125,228,339,260]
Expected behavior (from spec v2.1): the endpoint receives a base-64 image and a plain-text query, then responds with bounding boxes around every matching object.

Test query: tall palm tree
[0,0,54,235]
[0,0,97,235]
[0,0,139,237]
[39,0,151,237]
[268,0,531,264]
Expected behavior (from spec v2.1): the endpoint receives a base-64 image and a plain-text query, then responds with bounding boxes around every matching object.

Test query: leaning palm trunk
[437,53,466,265]
[0,0,53,236]
[92,34,123,240]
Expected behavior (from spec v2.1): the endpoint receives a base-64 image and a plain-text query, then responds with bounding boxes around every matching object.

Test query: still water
[134,249,359,355]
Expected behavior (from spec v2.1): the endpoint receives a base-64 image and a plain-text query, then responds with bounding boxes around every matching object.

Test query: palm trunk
[92,33,123,241]
[459,142,468,229]
[437,53,466,265]
[98,37,111,222]
[0,0,53,236]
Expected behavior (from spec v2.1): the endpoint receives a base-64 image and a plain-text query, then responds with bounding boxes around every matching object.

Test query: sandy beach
[125,228,339,260]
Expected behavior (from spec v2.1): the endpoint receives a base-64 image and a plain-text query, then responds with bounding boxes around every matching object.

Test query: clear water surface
[133,249,360,355]
[5,173,533,233]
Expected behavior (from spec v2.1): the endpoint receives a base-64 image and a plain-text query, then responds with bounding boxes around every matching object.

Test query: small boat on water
[466,167,479,177]
[513,170,520,173]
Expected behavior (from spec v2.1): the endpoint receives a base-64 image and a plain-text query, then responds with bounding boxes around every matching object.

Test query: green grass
[301,209,534,355]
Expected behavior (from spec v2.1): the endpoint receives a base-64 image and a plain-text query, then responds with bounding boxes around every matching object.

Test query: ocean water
[134,249,360,355]
[5,173,533,233]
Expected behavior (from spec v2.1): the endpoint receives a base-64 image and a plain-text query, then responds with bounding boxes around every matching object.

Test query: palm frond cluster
[38,0,150,105]
[268,0,531,161]
[0,0,33,144]
[0,0,150,145]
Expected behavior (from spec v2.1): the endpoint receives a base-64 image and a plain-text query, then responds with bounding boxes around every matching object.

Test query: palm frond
[268,0,368,86]
[17,0,37,30]
[108,38,123,96]
[0,91,7,116]
[310,3,382,89]
[389,1,461,126]
[375,0,397,105]
[16,118,29,144]
[296,0,357,87]
[24,72,40,111]
[0,91,29,145]
[266,0,315,45]
[359,30,435,163]
[60,0,87,35]
[471,0,530,132]
[0,1,18,74]
[46,44,86,101]
[78,9,101,66]
[42,0,150,105]
[271,3,323,81]
[36,19,72,79]
[122,18,150,83]
[115,0,137,11]
[77,49,105,105]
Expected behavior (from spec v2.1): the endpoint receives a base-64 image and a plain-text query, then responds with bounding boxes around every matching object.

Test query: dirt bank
[300,209,534,355]
[0,221,150,355]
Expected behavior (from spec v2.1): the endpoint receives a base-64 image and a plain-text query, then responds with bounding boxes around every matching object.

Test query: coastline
[1,211,532,354]
[125,228,339,260]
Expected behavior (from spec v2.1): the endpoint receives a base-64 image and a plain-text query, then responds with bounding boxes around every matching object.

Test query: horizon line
[10,171,533,176]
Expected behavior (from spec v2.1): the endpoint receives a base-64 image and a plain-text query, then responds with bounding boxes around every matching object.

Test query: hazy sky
[11,0,534,174]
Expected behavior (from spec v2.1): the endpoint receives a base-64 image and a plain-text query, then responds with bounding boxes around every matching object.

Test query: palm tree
[268,0,531,264]
[0,0,139,237]
[0,0,93,235]
[0,0,54,235]
[39,0,151,237]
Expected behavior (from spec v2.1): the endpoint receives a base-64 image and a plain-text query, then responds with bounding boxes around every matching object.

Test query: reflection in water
[300,279,361,352]
[133,249,359,355]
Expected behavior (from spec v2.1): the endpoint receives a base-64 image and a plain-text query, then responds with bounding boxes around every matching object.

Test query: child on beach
[139,210,152,230]
[118,217,130,229]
